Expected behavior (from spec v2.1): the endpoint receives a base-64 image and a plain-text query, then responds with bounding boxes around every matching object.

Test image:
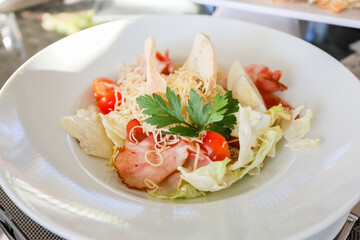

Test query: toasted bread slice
[144,37,167,94]
[182,33,217,95]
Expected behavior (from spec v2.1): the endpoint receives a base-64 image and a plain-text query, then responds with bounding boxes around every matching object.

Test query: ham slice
[244,64,291,109]
[244,64,286,93]
[114,136,191,189]
[184,150,212,170]
[152,148,212,195]
[156,171,182,193]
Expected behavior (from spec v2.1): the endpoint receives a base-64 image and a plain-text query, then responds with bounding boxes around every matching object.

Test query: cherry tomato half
[93,77,119,101]
[126,119,148,143]
[97,92,122,114]
[200,131,231,161]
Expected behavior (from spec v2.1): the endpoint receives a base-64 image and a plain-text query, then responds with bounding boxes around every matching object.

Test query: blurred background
[0,0,359,90]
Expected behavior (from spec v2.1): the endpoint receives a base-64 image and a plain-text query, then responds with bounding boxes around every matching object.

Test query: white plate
[192,0,360,29]
[0,15,360,240]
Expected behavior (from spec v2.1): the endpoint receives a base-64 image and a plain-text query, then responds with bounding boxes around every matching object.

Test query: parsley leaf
[213,91,239,130]
[186,89,211,128]
[206,123,232,138]
[136,87,239,139]
[165,126,199,138]
[203,93,228,127]
[137,87,189,129]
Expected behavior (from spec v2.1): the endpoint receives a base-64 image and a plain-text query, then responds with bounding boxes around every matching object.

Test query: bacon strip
[244,64,291,109]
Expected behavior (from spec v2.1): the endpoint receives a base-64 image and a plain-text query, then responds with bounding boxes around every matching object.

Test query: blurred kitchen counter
[0,0,95,89]
[0,0,212,89]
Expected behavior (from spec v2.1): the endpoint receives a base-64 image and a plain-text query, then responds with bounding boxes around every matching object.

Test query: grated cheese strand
[144,178,160,192]
[193,142,200,171]
[128,125,144,145]
[176,178,183,190]
[144,150,164,167]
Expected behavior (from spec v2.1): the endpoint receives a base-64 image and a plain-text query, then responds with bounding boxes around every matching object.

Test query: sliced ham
[114,136,191,189]
[184,150,212,170]
[156,171,182,193]
[152,148,212,195]
[244,64,291,109]
[244,64,286,93]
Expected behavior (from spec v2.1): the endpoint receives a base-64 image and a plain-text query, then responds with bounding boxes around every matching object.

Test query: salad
[61,33,320,200]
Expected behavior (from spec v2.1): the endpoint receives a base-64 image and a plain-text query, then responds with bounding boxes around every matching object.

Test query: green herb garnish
[136,87,239,138]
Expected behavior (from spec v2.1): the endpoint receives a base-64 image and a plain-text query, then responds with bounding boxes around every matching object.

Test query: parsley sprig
[136,87,239,138]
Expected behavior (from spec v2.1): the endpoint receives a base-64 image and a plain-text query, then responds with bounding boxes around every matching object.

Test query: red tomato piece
[126,119,147,143]
[97,92,122,114]
[155,50,175,75]
[200,131,231,161]
[93,77,120,101]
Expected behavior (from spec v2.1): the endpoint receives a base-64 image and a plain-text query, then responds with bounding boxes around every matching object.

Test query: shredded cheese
[144,178,161,192]
[227,139,239,144]
[144,150,164,167]
[193,143,200,171]
[128,125,143,145]
[166,69,209,122]
[176,178,183,190]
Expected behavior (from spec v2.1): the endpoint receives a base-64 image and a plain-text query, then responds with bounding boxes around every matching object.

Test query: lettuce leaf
[224,128,281,184]
[266,104,291,126]
[177,158,231,192]
[281,105,321,150]
[285,138,321,150]
[100,111,125,148]
[229,105,258,170]
[177,128,282,194]
[231,105,271,137]
[230,105,273,170]
[165,103,319,197]
[61,105,114,158]
[148,183,205,200]
[257,126,284,158]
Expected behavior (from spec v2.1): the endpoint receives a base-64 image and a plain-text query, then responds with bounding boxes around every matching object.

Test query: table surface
[0,1,360,240]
